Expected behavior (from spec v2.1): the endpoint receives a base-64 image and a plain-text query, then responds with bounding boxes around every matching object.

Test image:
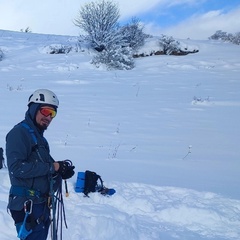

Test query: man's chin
[37,123,48,131]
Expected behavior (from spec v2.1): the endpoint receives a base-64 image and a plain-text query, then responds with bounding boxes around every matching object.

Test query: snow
[0,29,240,240]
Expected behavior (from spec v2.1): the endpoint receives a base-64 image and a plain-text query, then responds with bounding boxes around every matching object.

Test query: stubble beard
[37,118,51,131]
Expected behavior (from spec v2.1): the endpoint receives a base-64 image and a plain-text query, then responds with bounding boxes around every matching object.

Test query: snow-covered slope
[0,30,240,240]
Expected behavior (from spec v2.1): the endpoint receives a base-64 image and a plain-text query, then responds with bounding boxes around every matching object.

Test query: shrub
[92,46,134,70]
[0,49,4,61]
[209,30,240,45]
[42,44,72,54]
[159,35,181,55]
[119,17,149,51]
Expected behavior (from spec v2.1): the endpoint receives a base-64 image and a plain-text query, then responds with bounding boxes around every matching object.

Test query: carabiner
[18,199,33,239]
[24,199,33,214]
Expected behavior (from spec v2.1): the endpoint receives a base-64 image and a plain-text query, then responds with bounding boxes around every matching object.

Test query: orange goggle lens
[40,107,57,118]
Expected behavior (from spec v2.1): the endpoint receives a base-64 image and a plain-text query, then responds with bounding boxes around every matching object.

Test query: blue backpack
[75,170,115,197]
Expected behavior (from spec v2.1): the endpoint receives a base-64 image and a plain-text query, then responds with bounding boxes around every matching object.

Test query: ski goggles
[40,107,57,118]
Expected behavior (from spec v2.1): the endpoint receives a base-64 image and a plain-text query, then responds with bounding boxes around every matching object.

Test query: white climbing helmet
[28,89,59,107]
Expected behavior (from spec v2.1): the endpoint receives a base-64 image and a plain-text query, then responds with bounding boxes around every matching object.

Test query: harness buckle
[27,189,35,197]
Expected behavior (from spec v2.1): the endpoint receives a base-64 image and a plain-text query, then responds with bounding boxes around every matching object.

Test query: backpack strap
[20,122,38,147]
[20,122,46,163]
[97,175,104,190]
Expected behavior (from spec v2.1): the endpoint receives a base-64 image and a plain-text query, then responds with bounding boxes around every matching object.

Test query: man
[6,89,75,240]
[0,147,4,169]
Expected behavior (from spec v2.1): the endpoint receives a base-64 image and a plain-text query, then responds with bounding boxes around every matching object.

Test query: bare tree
[119,17,148,50]
[74,0,120,51]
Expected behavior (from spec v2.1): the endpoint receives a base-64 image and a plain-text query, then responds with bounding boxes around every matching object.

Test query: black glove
[61,166,75,179]
[58,160,75,180]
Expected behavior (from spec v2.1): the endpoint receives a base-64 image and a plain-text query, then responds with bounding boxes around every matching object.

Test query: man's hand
[53,162,60,171]
[56,160,75,179]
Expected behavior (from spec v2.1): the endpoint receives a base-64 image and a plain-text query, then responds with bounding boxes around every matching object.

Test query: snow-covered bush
[73,0,149,70]
[20,27,32,33]
[209,30,229,41]
[119,17,149,51]
[133,36,199,58]
[0,48,4,61]
[159,35,181,55]
[192,96,210,105]
[209,30,240,45]
[41,44,72,54]
[92,46,134,70]
[231,32,240,45]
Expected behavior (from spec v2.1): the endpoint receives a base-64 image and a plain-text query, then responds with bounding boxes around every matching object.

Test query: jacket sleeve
[6,126,55,179]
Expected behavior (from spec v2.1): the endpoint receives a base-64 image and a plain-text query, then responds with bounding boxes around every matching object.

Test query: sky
[0,29,240,239]
[0,0,240,39]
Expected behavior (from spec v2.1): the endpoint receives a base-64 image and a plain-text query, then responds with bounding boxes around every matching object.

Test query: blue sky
[0,0,240,39]
[139,1,236,26]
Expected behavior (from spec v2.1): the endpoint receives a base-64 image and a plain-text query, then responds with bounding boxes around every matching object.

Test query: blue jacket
[6,112,58,211]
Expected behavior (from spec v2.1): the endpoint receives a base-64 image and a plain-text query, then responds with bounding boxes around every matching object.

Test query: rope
[50,177,68,240]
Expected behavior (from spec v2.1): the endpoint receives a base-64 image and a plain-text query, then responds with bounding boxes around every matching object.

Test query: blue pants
[11,202,51,240]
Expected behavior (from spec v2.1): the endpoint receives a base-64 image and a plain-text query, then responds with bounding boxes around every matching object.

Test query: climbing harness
[19,122,68,240]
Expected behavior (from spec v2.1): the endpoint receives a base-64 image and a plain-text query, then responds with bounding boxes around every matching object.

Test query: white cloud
[118,0,204,20]
[0,0,83,35]
[117,0,163,20]
[162,0,205,8]
[146,6,240,39]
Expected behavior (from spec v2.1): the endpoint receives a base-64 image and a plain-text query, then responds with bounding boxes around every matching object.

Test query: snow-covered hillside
[0,30,240,240]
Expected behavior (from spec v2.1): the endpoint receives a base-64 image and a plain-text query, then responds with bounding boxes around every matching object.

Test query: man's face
[35,106,56,130]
